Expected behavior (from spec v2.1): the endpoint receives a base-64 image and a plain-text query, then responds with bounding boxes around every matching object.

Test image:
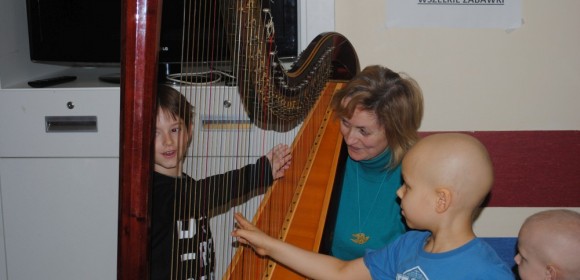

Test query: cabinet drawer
[0,88,120,157]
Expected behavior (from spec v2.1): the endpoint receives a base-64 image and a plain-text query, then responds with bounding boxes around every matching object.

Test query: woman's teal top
[329,149,406,260]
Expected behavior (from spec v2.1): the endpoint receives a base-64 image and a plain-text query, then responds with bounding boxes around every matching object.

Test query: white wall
[298,0,335,50]
[335,0,580,131]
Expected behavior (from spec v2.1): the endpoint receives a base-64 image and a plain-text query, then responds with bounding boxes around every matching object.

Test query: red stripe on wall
[420,131,580,207]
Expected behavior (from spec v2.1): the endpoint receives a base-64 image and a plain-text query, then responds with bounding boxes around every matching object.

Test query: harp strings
[167,0,307,278]
[171,0,235,278]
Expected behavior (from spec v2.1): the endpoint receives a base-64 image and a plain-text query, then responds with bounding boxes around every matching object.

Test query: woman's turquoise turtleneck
[330,148,406,260]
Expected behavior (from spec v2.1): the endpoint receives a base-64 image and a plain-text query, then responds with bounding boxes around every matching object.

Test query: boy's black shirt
[151,156,273,280]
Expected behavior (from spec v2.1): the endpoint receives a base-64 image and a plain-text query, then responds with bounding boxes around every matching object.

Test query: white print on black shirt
[176,217,215,280]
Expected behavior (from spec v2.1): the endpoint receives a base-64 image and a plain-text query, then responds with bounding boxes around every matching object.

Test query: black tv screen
[26,0,121,66]
[26,0,297,68]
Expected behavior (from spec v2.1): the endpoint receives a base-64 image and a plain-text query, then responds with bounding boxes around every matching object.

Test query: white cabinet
[0,158,118,279]
[0,87,119,280]
[0,88,119,157]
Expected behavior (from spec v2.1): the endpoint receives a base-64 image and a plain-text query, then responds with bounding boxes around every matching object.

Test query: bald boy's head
[404,133,494,211]
[516,209,580,280]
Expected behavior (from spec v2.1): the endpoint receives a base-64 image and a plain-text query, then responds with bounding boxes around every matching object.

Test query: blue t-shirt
[330,149,406,260]
[363,230,515,280]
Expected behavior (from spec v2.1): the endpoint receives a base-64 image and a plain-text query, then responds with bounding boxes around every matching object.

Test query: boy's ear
[435,188,451,213]
[186,124,194,144]
[546,264,558,280]
[188,124,194,138]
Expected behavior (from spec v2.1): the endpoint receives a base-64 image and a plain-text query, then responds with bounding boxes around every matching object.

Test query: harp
[117,0,359,279]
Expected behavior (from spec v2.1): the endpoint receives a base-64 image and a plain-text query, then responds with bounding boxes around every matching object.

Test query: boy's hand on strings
[232,212,273,256]
[267,144,292,179]
[232,212,370,280]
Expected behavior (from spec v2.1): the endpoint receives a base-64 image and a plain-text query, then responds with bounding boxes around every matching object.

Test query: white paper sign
[386,0,522,29]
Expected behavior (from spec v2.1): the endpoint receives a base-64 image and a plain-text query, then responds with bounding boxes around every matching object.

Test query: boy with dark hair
[152,85,292,280]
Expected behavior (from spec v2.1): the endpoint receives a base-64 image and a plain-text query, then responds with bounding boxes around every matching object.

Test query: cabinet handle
[45,116,98,132]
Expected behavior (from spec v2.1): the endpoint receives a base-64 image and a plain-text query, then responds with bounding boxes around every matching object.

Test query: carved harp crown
[118,0,359,279]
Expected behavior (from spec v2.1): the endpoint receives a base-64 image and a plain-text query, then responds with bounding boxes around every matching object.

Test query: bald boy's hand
[231,212,273,256]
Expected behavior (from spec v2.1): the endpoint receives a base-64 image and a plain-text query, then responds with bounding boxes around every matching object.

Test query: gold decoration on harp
[351,233,370,245]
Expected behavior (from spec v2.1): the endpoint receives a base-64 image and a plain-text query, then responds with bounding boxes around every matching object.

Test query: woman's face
[339,106,388,161]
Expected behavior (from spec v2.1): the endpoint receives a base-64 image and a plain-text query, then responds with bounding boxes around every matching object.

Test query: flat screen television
[26,0,297,72]
[25,0,121,66]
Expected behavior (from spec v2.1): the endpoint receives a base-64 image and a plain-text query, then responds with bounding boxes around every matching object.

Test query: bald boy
[232,133,514,279]
[516,209,580,280]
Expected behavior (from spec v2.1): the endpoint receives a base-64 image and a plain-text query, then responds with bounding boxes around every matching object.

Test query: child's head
[157,85,194,128]
[396,133,493,230]
[154,85,195,177]
[515,209,580,280]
